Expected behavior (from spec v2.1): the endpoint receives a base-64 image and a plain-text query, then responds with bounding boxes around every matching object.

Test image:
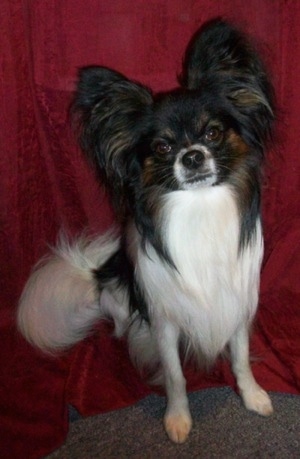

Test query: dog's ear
[182,20,274,147]
[73,67,153,183]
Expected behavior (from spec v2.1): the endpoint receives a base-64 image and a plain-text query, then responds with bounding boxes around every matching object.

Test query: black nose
[182,150,204,170]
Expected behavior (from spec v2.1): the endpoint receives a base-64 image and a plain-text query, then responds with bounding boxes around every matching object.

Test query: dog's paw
[164,412,192,443]
[242,385,273,416]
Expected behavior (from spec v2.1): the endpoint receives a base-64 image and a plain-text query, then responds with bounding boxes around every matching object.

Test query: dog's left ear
[183,20,274,147]
[73,67,153,184]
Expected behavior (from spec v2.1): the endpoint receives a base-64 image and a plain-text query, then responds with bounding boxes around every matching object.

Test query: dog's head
[74,20,274,213]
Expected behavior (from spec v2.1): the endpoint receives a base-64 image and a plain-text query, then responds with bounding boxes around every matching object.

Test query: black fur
[94,244,149,321]
[74,66,153,219]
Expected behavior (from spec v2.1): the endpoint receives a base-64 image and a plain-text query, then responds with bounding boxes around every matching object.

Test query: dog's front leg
[230,324,273,416]
[155,319,192,443]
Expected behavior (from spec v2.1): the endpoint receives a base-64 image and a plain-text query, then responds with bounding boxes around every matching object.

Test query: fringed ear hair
[225,78,274,151]
[73,66,153,189]
[182,19,274,150]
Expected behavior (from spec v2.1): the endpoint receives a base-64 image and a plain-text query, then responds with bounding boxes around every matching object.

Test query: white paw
[164,412,192,443]
[242,386,273,416]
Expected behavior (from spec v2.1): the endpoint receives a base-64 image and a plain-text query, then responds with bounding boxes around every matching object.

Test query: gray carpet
[48,387,300,458]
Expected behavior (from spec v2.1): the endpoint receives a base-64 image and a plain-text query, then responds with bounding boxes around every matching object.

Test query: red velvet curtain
[1,1,300,457]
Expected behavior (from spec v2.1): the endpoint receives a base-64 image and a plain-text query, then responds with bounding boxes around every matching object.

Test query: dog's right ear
[73,67,153,184]
[182,20,274,148]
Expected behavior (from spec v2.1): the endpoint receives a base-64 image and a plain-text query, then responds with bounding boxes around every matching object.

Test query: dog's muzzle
[175,146,217,189]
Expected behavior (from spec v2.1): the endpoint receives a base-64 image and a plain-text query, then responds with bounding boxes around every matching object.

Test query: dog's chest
[135,185,263,357]
[162,186,241,287]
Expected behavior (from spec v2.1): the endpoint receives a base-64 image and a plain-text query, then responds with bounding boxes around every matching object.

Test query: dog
[18,20,275,443]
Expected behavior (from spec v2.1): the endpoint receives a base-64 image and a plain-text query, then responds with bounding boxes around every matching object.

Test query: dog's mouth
[182,172,217,189]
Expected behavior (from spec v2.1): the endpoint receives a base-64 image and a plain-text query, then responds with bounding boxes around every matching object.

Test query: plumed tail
[17,233,120,352]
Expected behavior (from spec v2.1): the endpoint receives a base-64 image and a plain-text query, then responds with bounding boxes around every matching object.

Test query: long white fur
[17,233,120,351]
[17,184,273,443]
[135,184,262,361]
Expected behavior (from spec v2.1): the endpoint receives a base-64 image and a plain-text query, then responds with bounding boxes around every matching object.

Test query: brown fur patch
[159,128,177,141]
[226,130,253,212]
[229,88,265,109]
[195,113,210,133]
[142,157,156,186]
[227,129,249,157]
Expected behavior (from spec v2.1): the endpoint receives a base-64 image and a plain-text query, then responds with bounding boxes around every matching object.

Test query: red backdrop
[1,1,300,457]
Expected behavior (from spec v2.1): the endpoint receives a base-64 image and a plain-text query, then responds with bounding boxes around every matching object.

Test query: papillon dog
[18,20,275,443]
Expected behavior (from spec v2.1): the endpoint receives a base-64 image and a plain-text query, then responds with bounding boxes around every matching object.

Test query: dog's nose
[182,150,204,169]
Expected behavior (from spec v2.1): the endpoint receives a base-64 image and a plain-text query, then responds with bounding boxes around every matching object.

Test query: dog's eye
[205,127,222,142]
[155,142,172,155]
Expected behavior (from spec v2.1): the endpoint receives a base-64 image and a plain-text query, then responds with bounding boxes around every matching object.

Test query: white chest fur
[135,185,263,360]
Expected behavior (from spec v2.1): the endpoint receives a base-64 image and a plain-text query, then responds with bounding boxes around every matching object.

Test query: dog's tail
[17,233,120,352]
